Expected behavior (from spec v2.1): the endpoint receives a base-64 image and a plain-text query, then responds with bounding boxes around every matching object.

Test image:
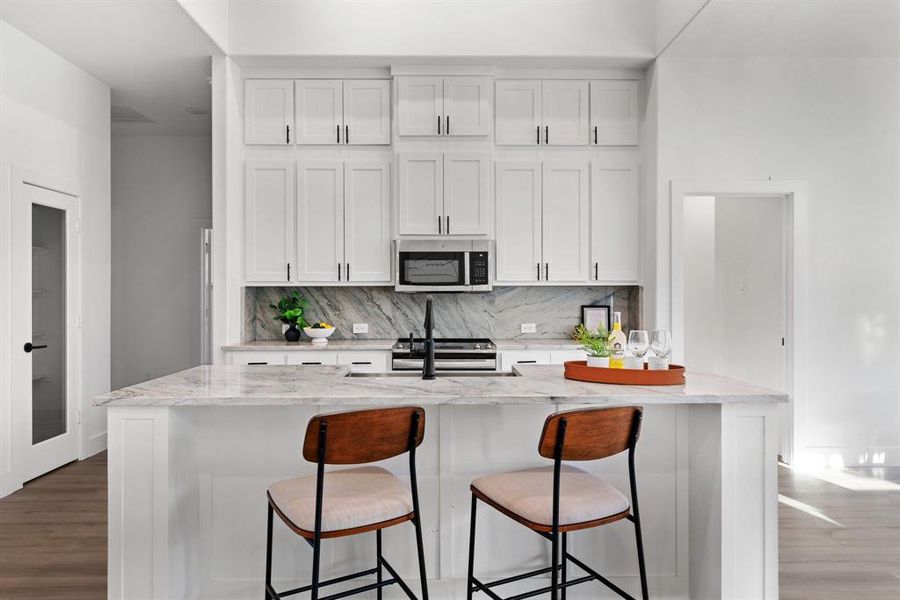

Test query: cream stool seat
[268,466,413,534]
[471,465,629,528]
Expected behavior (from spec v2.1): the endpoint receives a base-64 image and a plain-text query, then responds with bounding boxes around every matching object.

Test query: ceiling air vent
[110,106,155,123]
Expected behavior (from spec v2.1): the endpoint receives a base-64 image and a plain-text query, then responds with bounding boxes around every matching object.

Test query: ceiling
[0,0,221,135]
[665,0,900,59]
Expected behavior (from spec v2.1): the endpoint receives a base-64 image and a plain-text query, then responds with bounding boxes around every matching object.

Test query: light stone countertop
[94,364,787,408]
[222,338,583,352]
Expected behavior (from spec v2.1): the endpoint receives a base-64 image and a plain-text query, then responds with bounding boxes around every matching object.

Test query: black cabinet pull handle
[536,262,540,281]
[23,343,47,353]
[545,126,549,144]
[345,124,349,144]
[346,263,350,281]
[517,360,537,364]
[536,125,540,145]
[286,125,290,144]
[438,215,442,234]
[437,115,441,135]
[338,263,342,281]
[248,361,267,366]
[287,263,291,280]
[352,361,372,365]
[302,361,322,365]
[593,125,598,145]
[545,263,549,280]
[446,115,449,135]
[337,124,340,143]
[446,215,449,235]
[594,262,598,280]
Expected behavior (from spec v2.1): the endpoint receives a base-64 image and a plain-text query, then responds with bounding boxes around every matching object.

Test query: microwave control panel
[469,252,489,285]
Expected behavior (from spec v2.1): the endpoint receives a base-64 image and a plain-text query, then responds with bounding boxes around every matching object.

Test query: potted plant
[572,324,611,368]
[270,291,308,342]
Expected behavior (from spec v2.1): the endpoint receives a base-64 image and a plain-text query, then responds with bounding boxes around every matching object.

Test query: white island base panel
[107,402,778,600]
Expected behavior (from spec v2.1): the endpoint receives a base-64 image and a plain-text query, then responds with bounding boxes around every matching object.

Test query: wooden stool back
[302,406,426,464]
[538,406,643,461]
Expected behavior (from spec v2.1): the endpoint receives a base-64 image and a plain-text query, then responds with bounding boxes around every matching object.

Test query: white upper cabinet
[398,153,443,235]
[244,80,294,145]
[343,80,391,145]
[245,161,295,282]
[398,152,491,236]
[542,161,589,281]
[495,160,589,284]
[495,80,587,146]
[590,80,639,146]
[495,162,542,282]
[592,158,639,283]
[542,81,589,146]
[495,80,542,146]
[398,76,491,137]
[443,77,491,136]
[295,80,344,145]
[296,161,344,282]
[344,161,391,282]
[398,77,443,136]
[443,153,490,235]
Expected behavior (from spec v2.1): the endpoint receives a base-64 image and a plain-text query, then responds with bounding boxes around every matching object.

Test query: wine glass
[627,330,650,359]
[650,330,672,359]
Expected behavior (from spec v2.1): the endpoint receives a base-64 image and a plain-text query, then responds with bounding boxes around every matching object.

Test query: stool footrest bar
[273,567,381,598]
[319,579,397,600]
[565,551,638,600]
[470,577,505,600]
[380,556,422,600]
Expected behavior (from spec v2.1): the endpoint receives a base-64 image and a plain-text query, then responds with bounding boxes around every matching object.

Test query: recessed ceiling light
[185,107,209,116]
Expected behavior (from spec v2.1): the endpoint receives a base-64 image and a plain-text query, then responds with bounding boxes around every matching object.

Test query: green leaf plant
[571,323,612,358]
[270,291,309,328]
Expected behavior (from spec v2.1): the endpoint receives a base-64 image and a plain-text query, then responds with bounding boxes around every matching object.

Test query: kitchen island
[96,365,785,600]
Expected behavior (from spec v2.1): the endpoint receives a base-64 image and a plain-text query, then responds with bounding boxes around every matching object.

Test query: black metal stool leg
[413,513,429,600]
[265,503,274,599]
[310,533,322,600]
[376,529,383,600]
[633,513,649,600]
[550,528,559,600]
[561,532,567,600]
[466,494,477,600]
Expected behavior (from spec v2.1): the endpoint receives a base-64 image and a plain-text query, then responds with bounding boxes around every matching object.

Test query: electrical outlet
[281,323,289,334]
[521,323,537,334]
[353,323,369,334]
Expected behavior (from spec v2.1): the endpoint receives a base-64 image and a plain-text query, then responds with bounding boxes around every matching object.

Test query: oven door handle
[392,358,497,370]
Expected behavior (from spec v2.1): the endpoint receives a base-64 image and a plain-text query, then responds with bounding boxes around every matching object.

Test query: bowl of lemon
[303,322,336,344]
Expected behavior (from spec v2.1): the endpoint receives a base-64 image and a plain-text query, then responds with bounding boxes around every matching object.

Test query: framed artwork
[581,305,611,333]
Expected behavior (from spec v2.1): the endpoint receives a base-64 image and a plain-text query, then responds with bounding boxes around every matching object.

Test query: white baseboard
[0,471,22,500]
[83,431,107,458]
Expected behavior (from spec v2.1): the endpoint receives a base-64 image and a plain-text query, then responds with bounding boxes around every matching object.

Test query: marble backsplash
[244,286,641,341]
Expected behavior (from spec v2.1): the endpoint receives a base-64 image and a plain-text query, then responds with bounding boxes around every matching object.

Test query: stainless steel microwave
[394,240,492,293]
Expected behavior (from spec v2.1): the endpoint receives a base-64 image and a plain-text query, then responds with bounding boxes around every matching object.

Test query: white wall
[682,195,716,372]
[0,20,111,495]
[111,135,211,388]
[178,0,229,53]
[652,56,900,467]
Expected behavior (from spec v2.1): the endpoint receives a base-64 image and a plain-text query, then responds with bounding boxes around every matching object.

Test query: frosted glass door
[31,204,67,445]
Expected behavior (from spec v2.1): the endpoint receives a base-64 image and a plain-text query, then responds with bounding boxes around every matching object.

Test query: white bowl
[303,327,335,344]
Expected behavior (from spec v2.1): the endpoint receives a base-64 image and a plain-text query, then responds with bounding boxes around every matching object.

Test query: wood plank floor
[0,452,106,599]
[0,454,898,598]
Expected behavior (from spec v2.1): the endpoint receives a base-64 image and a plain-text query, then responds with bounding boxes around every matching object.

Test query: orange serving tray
[563,361,686,385]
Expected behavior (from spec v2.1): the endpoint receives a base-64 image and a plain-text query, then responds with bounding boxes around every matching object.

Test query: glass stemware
[650,329,672,359]
[627,330,650,359]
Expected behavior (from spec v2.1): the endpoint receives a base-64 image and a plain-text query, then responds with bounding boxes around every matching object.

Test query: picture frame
[581,305,611,333]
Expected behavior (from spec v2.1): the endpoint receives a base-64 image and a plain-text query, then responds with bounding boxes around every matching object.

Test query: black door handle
[24,343,47,353]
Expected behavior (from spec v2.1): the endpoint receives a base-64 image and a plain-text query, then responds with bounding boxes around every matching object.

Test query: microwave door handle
[464,252,470,285]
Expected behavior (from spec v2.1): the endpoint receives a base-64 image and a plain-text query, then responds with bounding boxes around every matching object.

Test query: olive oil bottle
[609,311,626,369]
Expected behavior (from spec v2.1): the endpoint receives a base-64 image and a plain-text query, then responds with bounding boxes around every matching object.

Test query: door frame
[670,180,807,464]
[9,166,83,483]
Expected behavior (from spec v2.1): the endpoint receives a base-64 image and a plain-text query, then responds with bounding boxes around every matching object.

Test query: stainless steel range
[392,337,497,372]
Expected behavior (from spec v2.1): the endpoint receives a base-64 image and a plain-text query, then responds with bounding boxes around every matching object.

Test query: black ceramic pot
[284,323,301,342]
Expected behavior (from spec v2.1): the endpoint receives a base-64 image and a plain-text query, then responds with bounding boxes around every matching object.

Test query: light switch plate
[353,323,369,334]
[521,323,537,333]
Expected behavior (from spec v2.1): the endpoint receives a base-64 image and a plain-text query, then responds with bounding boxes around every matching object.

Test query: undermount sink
[347,371,519,378]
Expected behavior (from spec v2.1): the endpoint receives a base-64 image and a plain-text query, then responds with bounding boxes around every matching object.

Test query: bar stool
[265,406,430,600]
[466,406,648,600]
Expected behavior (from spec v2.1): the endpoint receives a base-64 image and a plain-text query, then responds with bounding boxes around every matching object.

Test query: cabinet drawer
[338,351,389,373]
[498,351,551,371]
[285,352,339,366]
[550,350,586,365]
[229,351,286,366]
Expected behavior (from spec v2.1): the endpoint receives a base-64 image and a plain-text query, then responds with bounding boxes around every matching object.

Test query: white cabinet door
[229,351,286,365]
[495,80,542,146]
[398,77,443,136]
[343,80,391,145]
[285,352,339,366]
[590,80,639,146]
[495,162,542,283]
[550,350,587,364]
[296,161,344,282]
[344,161,392,283]
[244,80,293,145]
[245,161,294,282]
[592,159,639,283]
[541,80,588,146]
[443,153,490,236]
[295,80,344,145]
[542,161,589,282]
[443,76,490,136]
[337,351,389,373]
[499,350,551,371]
[398,153,443,235]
